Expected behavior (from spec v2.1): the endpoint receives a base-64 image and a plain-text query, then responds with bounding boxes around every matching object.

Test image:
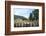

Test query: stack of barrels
[14,19,39,27]
[14,21,39,27]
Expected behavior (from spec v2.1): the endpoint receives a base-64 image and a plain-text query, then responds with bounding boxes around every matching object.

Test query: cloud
[14,8,34,19]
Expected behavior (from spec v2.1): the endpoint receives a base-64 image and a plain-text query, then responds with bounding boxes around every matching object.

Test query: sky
[14,8,34,19]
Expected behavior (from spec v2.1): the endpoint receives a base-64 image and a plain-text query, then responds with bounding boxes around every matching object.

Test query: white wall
[0,0,46,36]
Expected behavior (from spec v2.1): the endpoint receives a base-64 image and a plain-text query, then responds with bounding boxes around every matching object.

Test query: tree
[14,15,16,20]
[29,9,39,21]
[29,13,32,21]
[32,9,39,20]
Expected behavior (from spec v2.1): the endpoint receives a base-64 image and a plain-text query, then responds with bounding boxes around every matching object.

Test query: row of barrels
[14,22,39,27]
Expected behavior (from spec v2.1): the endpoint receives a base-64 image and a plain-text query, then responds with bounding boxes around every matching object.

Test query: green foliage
[14,15,16,20]
[32,9,39,20]
[14,15,28,20]
[29,9,39,21]
[29,13,32,21]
